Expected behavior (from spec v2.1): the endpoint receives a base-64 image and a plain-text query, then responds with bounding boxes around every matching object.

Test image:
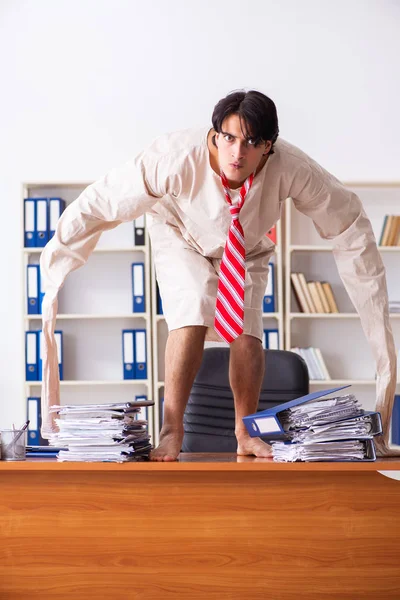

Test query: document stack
[48,398,154,462]
[243,386,382,462]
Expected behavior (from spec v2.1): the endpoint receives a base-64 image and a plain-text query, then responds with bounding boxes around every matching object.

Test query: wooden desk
[1,454,400,600]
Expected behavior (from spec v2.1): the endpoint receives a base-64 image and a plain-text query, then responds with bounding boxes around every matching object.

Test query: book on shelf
[291,346,331,381]
[379,215,400,246]
[291,273,339,314]
[297,273,316,313]
[322,282,339,313]
[315,281,331,313]
[308,282,324,313]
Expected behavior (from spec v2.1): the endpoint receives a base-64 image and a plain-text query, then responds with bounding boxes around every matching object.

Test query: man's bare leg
[229,334,273,457]
[150,326,207,461]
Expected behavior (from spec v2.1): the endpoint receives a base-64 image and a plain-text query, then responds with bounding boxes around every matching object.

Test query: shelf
[262,312,280,319]
[155,315,165,322]
[25,380,150,386]
[23,246,147,254]
[158,382,165,388]
[290,245,400,252]
[25,313,149,320]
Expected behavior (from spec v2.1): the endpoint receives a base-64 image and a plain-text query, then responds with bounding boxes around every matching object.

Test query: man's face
[215,113,271,187]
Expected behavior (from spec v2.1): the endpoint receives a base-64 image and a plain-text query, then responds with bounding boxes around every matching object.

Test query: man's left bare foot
[236,434,273,458]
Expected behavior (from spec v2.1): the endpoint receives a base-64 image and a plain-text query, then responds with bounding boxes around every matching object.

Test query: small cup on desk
[0,429,27,461]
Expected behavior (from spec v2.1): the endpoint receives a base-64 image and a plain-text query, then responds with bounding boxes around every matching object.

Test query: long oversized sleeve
[40,151,167,436]
[290,161,398,457]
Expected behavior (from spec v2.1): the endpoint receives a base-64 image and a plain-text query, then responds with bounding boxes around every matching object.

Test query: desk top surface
[1,453,400,471]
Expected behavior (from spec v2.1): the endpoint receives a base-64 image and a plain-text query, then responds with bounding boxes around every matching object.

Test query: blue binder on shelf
[134,329,147,379]
[122,329,135,379]
[25,331,39,381]
[39,266,45,310]
[392,395,400,445]
[243,385,351,437]
[131,263,145,313]
[133,215,145,246]
[263,261,275,312]
[160,397,164,427]
[49,197,66,238]
[24,199,36,247]
[38,330,63,381]
[55,331,64,380]
[34,198,49,247]
[27,397,47,446]
[156,282,163,315]
[27,265,41,314]
[134,394,148,421]
[263,328,279,350]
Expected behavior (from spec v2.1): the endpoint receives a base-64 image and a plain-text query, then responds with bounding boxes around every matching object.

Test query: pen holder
[0,429,27,461]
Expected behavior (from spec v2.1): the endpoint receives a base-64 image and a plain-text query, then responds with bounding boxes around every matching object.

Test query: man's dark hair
[211,89,279,154]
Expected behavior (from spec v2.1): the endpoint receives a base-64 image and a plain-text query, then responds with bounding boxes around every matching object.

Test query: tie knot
[230,205,240,219]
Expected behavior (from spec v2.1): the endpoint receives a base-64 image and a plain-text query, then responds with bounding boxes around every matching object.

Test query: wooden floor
[1,454,400,600]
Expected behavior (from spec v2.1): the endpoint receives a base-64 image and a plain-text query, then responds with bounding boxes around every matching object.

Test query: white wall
[0,0,399,426]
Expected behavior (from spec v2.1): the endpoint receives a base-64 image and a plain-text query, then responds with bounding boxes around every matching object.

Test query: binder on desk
[122,329,135,379]
[132,263,145,312]
[27,396,47,445]
[263,328,279,350]
[27,265,40,314]
[263,262,275,312]
[38,330,63,381]
[49,197,66,238]
[243,385,351,436]
[25,331,38,381]
[133,216,145,246]
[35,198,49,247]
[135,394,148,421]
[24,199,36,247]
[134,329,147,379]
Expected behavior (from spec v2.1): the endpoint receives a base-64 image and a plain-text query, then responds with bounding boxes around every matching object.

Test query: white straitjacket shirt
[39,126,397,454]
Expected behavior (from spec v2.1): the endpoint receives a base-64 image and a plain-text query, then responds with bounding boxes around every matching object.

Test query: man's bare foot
[236,434,273,458]
[150,425,184,461]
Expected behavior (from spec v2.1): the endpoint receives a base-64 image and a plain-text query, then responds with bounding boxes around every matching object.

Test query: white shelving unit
[284,182,400,408]
[23,182,155,435]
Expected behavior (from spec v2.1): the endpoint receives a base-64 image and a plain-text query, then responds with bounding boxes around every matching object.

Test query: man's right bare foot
[150,426,184,461]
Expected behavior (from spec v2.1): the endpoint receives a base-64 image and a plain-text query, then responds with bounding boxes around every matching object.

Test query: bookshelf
[285,182,400,408]
[22,182,155,435]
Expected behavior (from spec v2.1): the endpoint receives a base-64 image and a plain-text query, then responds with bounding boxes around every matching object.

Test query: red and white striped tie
[214,170,255,344]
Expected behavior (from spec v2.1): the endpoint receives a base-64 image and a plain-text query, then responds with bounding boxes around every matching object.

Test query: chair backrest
[182,348,309,452]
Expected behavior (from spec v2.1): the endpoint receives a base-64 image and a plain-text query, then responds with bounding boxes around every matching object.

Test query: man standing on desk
[40,89,398,461]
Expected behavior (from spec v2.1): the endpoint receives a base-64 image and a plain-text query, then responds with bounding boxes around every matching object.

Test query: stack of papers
[242,386,382,462]
[272,394,381,462]
[48,400,154,462]
[272,439,375,462]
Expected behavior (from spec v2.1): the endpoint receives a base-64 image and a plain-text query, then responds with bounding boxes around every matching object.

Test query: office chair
[182,348,309,452]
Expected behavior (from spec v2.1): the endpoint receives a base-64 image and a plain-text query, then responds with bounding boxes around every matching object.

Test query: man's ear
[263,140,272,156]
